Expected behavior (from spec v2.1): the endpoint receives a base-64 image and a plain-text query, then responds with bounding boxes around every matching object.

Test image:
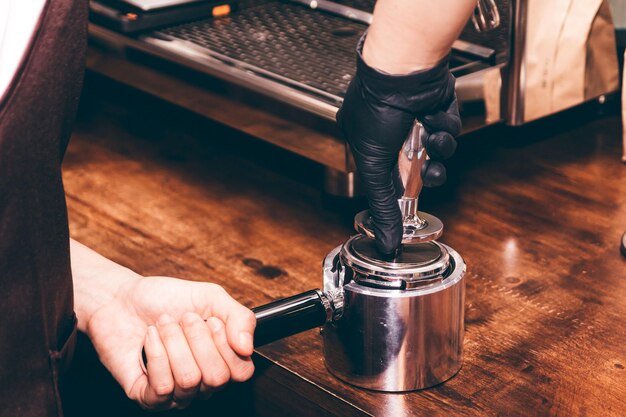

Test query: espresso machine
[252,122,466,391]
[88,0,620,199]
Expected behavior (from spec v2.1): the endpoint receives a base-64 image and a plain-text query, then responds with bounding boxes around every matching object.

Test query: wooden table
[61,77,626,417]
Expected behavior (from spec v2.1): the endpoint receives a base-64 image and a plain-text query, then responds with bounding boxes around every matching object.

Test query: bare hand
[85,277,256,410]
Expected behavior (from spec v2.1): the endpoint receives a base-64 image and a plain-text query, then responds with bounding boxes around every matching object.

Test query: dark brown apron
[0,0,87,415]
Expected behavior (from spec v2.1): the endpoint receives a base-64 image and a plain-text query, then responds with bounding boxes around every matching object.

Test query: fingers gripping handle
[141,290,337,367]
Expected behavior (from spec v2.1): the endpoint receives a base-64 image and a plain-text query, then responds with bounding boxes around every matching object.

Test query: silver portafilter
[246,121,466,392]
[252,120,441,347]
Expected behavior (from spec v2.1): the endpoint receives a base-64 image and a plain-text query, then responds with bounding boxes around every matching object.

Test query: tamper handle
[398,120,429,226]
[353,119,444,243]
[399,120,428,200]
[252,289,331,346]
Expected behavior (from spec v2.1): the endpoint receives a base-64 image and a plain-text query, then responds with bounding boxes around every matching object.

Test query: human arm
[71,239,256,410]
[337,0,476,254]
[363,0,477,73]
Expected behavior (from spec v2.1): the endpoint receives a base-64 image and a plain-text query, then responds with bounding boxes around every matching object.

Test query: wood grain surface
[62,77,626,417]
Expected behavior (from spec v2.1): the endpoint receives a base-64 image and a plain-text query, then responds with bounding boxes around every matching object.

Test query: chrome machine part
[136,0,506,124]
[117,0,510,196]
[472,0,501,32]
[254,189,465,392]
[353,121,444,244]
[341,235,450,290]
[322,240,466,392]
[354,210,444,245]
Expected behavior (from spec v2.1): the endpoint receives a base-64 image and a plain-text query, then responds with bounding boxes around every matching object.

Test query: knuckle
[147,350,167,362]
[181,311,201,324]
[154,382,175,397]
[206,365,230,387]
[245,310,257,326]
[208,283,226,296]
[231,361,255,382]
[157,323,180,339]
[241,309,257,329]
[178,371,202,390]
[184,323,207,342]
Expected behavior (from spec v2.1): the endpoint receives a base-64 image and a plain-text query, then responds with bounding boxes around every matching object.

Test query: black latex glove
[337,35,461,254]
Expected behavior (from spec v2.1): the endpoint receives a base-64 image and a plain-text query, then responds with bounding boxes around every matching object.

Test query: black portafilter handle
[141,289,335,366]
[252,289,332,347]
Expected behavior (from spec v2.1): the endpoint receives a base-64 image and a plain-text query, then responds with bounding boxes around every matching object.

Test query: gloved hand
[337,35,461,254]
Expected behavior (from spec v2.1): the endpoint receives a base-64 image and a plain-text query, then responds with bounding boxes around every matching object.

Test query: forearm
[71,238,141,333]
[363,0,476,73]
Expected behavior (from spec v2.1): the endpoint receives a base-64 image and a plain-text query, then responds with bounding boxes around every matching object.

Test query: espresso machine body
[90,0,619,198]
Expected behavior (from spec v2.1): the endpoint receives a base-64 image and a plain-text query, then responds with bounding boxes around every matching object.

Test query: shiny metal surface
[341,234,450,289]
[399,121,428,201]
[350,237,442,268]
[354,210,444,245]
[396,121,444,242]
[140,35,341,120]
[322,242,466,391]
[87,4,511,203]
[472,0,501,32]
[288,0,373,24]
[122,0,204,11]
[103,31,504,126]
[135,0,507,125]
[505,0,527,126]
[353,121,444,243]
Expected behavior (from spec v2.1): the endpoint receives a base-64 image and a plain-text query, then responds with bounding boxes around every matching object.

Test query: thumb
[201,284,257,357]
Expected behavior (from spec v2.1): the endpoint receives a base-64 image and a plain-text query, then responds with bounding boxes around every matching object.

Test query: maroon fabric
[0,0,87,416]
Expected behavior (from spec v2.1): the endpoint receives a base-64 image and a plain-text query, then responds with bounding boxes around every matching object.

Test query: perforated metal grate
[160,1,365,98]
[158,0,507,101]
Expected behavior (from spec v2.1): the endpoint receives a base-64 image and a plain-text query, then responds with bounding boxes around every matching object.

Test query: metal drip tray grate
[158,1,365,101]
[156,1,490,104]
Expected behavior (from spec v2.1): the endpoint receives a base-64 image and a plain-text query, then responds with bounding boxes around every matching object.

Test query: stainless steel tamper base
[322,242,466,392]
[354,209,444,244]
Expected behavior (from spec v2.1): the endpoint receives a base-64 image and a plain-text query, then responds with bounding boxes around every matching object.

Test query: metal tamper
[318,120,465,391]
[355,120,444,244]
[247,119,466,392]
